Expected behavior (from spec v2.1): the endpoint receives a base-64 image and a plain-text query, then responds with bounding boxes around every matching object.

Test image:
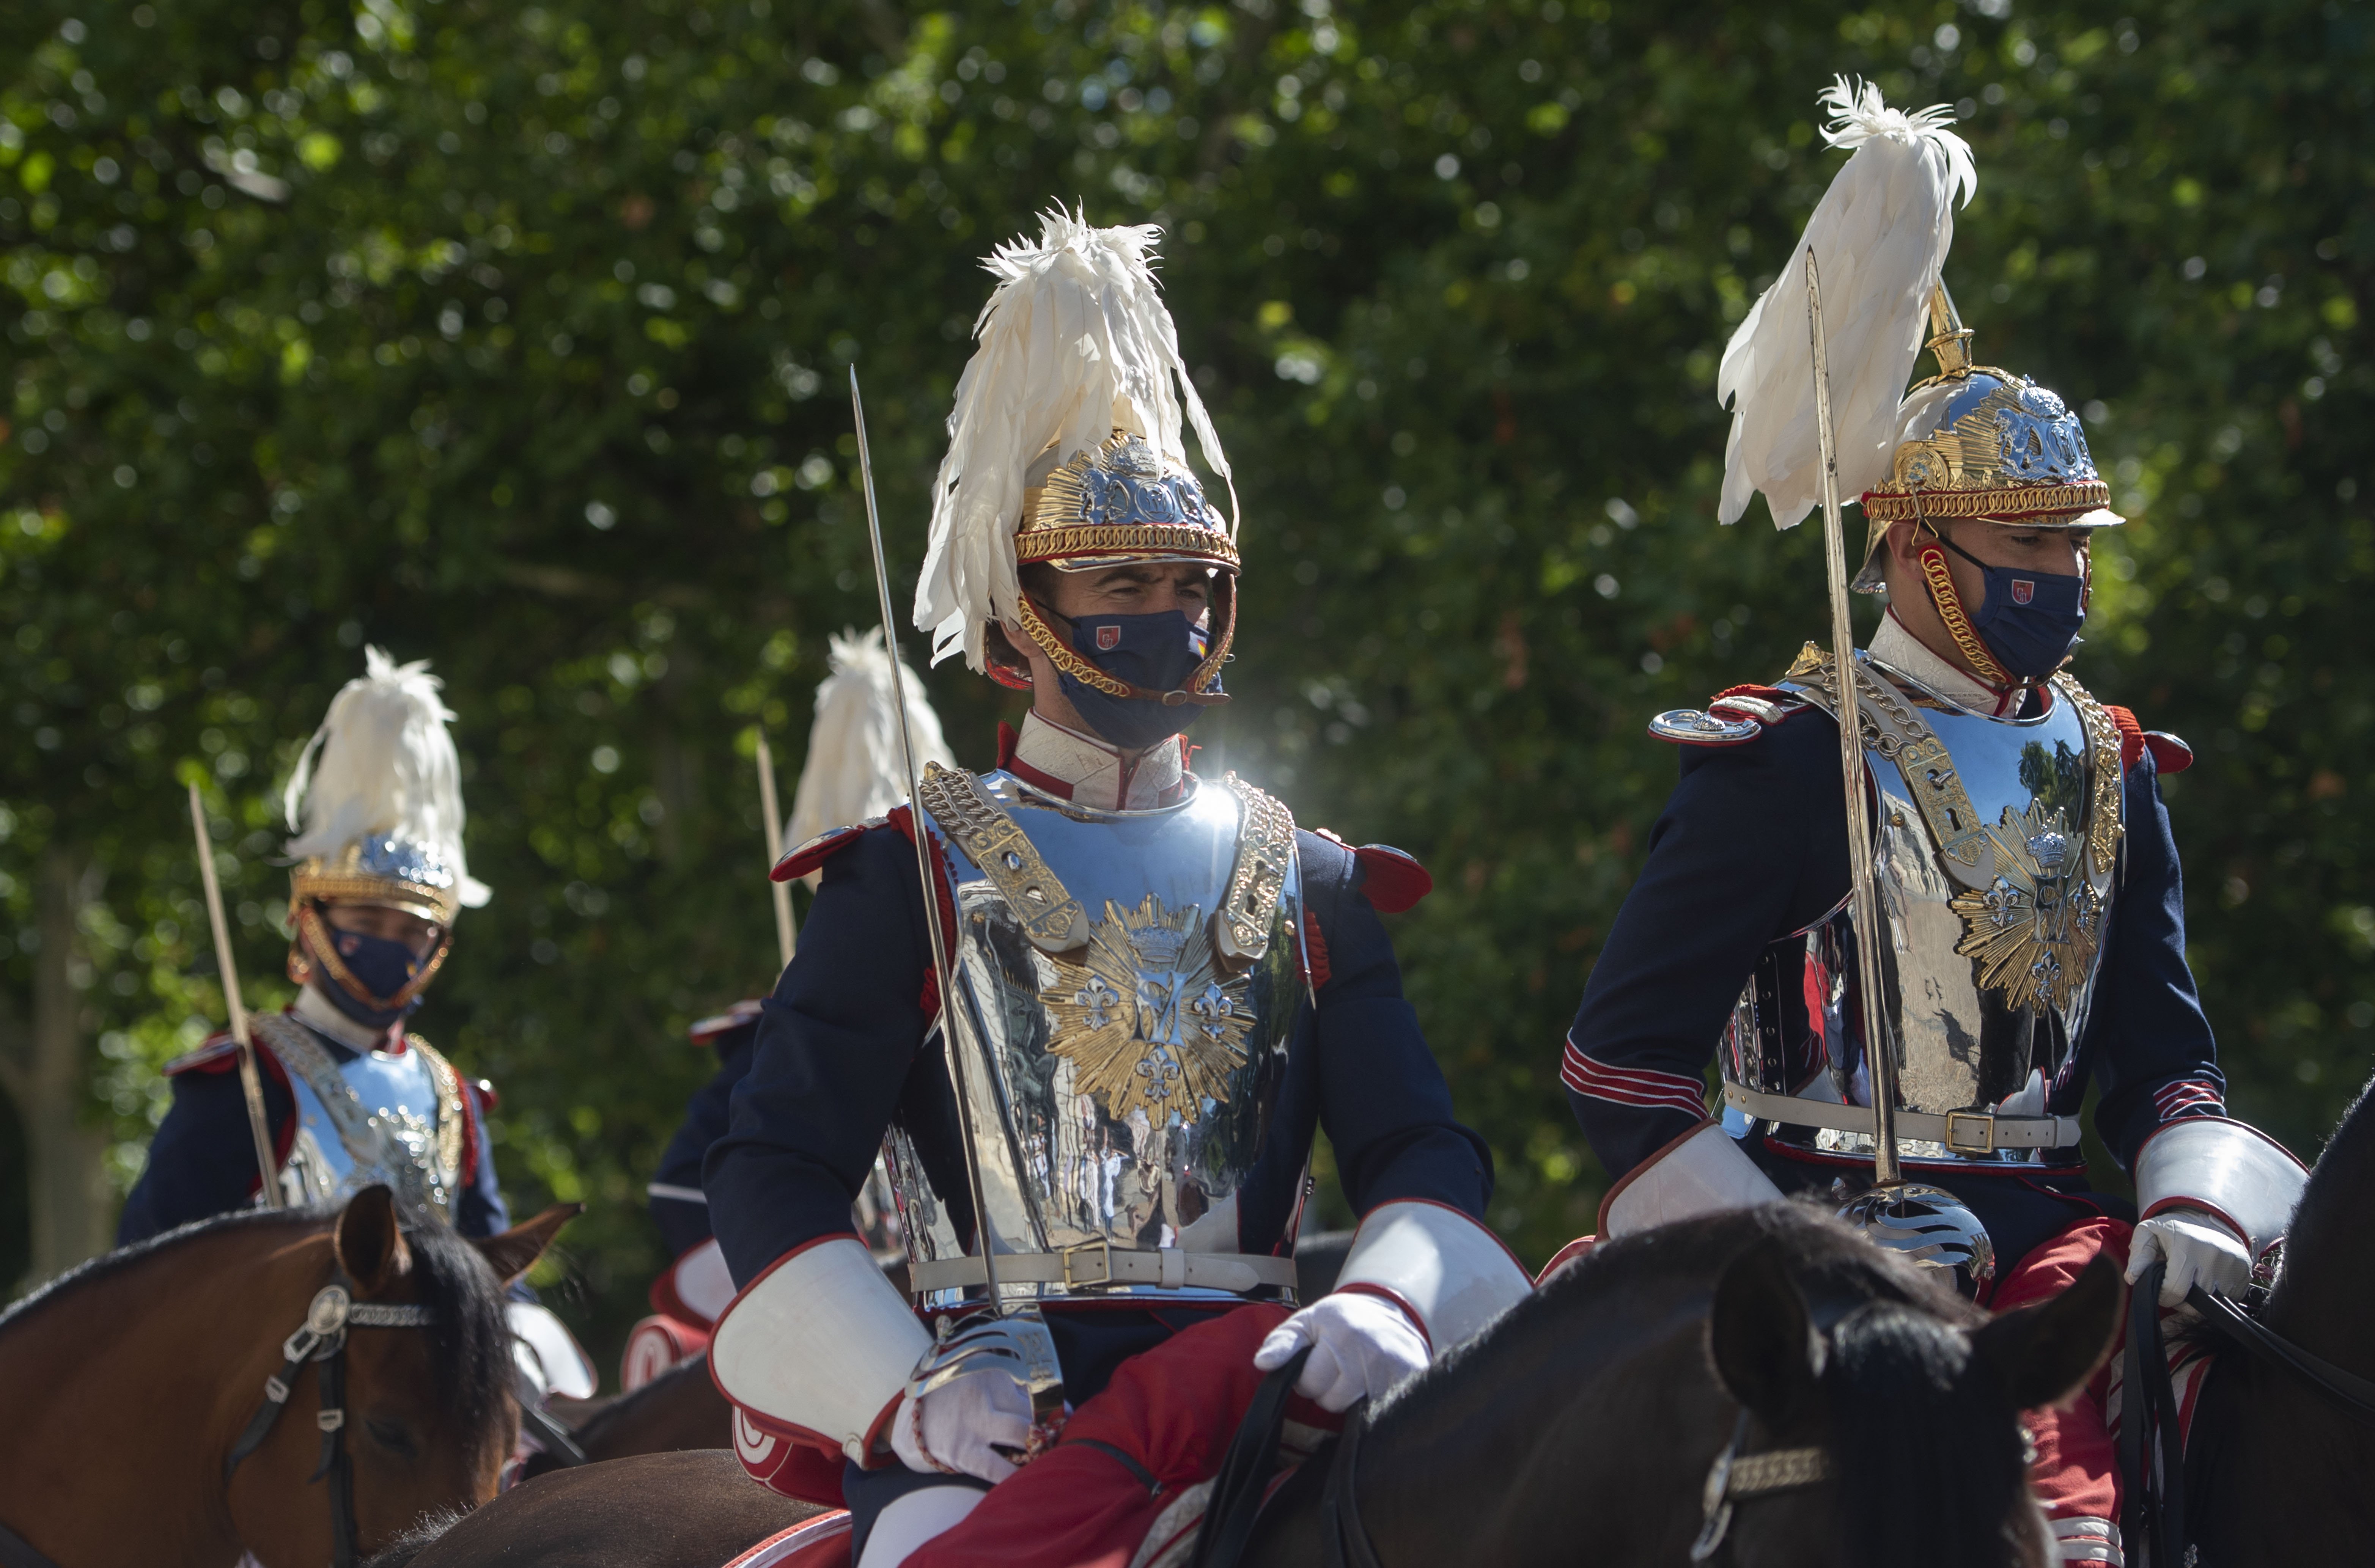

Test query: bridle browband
[224,1274,437,1568]
[1688,1408,1834,1563]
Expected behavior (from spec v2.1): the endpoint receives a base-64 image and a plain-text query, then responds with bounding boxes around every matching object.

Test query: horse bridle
[1686,1409,1834,1563]
[224,1273,437,1568]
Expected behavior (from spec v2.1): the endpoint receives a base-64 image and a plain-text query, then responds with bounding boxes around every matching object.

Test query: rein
[225,1275,437,1568]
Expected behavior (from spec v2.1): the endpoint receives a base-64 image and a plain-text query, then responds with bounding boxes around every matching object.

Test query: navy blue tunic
[703,812,1493,1323]
[1563,696,2224,1274]
[650,1020,758,1258]
[118,1023,511,1244]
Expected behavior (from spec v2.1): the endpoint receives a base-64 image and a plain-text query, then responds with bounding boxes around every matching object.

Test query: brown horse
[351,1203,2120,1568]
[0,1185,573,1568]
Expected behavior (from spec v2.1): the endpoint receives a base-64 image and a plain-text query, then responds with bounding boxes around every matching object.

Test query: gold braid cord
[1914,541,2015,691]
[294,903,451,1014]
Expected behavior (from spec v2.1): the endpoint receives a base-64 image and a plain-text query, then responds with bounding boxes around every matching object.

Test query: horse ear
[1707,1235,1826,1425]
[471,1202,583,1287]
[335,1184,412,1295]
[1971,1253,2123,1412]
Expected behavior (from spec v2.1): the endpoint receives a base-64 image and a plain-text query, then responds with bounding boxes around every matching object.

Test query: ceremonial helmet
[282,648,488,1010]
[1716,80,2122,602]
[913,207,1238,710]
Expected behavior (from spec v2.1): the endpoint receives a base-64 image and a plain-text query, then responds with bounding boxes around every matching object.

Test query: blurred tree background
[3,0,2369,1374]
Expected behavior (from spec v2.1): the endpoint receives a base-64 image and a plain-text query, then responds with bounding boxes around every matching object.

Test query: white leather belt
[909,1243,1298,1295]
[1724,1084,2081,1154]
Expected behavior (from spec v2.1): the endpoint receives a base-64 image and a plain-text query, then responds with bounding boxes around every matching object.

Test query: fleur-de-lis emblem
[1041,894,1254,1126]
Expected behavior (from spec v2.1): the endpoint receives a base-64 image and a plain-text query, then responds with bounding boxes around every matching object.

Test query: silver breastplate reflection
[890,769,1305,1302]
[256,1013,467,1222]
[1721,652,2125,1166]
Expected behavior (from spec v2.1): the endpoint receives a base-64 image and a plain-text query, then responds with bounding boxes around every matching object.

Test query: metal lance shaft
[188,782,283,1208]
[846,366,1013,1310]
[754,730,797,969]
[1804,252,1903,1189]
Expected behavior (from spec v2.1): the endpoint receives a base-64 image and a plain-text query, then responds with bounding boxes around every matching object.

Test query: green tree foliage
[3,0,2368,1365]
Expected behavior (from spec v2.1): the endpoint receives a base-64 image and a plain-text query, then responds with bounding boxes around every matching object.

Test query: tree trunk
[25,847,113,1283]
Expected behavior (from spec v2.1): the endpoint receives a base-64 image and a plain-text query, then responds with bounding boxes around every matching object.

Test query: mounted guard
[1555,82,2307,1568]
[120,649,594,1408]
[626,630,949,1390]
[705,210,1529,1568]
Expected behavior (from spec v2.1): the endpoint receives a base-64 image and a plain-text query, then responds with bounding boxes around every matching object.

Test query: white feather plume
[785,628,955,856]
[283,646,490,907]
[913,206,1235,671]
[1716,77,1976,529]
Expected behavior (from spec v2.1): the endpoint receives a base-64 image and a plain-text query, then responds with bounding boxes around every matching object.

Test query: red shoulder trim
[1302,911,1332,990]
[2101,704,2194,775]
[771,823,873,882]
[1313,829,1433,913]
[689,999,767,1043]
[1711,683,1793,704]
[164,1032,243,1075]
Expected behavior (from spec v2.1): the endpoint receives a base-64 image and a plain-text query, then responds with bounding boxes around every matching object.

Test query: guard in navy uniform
[1557,85,2306,1568]
[705,212,1531,1568]
[119,649,595,1404]
[623,632,952,1390]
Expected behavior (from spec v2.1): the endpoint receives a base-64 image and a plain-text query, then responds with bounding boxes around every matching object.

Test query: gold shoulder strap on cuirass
[407,1035,469,1192]
[1784,643,1991,886]
[2050,672,2127,878]
[917,762,1091,954]
[1213,773,1294,968]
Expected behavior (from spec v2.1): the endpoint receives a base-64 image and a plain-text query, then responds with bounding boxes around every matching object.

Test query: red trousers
[906,1304,1306,1568]
[1990,1215,2133,1555]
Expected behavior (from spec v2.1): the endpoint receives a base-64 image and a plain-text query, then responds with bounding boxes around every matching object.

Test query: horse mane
[1373,1204,2025,1568]
[0,1202,514,1466]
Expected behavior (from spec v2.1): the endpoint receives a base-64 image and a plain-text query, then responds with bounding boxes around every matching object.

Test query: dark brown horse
[521,1355,736,1479]
[0,1185,573,1568]
[354,1203,2119,1568]
[2175,1070,2375,1565]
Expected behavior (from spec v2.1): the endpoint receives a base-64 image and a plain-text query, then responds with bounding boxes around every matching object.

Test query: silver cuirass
[1720,647,2126,1168]
[890,766,1306,1308]
[254,1012,469,1222]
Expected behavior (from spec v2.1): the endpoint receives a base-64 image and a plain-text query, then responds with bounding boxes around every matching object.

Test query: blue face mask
[1055,610,1218,752]
[1942,534,2089,681]
[316,925,432,1030]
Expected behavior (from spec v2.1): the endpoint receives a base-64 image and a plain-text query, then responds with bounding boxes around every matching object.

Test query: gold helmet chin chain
[1908,504,2018,693]
[1010,571,1237,707]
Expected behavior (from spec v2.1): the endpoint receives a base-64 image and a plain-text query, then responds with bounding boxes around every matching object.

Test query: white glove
[889,1368,1032,1485]
[1252,1291,1430,1412]
[2125,1208,2253,1308]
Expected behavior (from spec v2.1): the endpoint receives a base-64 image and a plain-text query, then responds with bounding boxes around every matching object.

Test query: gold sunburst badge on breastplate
[1948,801,2106,1013]
[1041,894,1254,1126]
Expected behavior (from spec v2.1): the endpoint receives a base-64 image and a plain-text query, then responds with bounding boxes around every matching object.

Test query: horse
[0,1184,574,1568]
[349,1202,2119,1568]
[2171,1071,2375,1565]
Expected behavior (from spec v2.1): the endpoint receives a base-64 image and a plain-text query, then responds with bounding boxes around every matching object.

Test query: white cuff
[711,1235,933,1463]
[1333,1200,1532,1354]
[1601,1122,1785,1240]
[665,1236,737,1325]
[2134,1117,2307,1261]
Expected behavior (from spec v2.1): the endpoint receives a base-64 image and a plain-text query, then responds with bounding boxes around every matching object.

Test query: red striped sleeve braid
[2152,1078,2225,1122]
[1559,1035,1711,1119]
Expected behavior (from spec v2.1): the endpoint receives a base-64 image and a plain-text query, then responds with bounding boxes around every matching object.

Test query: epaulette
[1646,683,1814,748]
[1313,829,1433,913]
[689,998,765,1044]
[769,817,887,883]
[2101,704,2194,775]
[164,1032,242,1076]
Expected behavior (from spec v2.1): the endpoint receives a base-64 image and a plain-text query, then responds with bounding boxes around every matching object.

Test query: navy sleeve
[117,1059,296,1244]
[2077,748,2227,1170]
[704,828,930,1287]
[650,1029,755,1255]
[452,1084,512,1240]
[1301,832,1496,1219]
[1562,713,1850,1182]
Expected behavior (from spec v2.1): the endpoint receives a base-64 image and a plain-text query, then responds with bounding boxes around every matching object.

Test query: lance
[1804,251,1904,1190]
[187,781,283,1208]
[754,730,797,969]
[848,366,1065,1443]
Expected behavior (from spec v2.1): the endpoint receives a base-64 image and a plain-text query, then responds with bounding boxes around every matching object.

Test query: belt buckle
[1944,1111,1997,1154]
[1060,1237,1113,1290]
